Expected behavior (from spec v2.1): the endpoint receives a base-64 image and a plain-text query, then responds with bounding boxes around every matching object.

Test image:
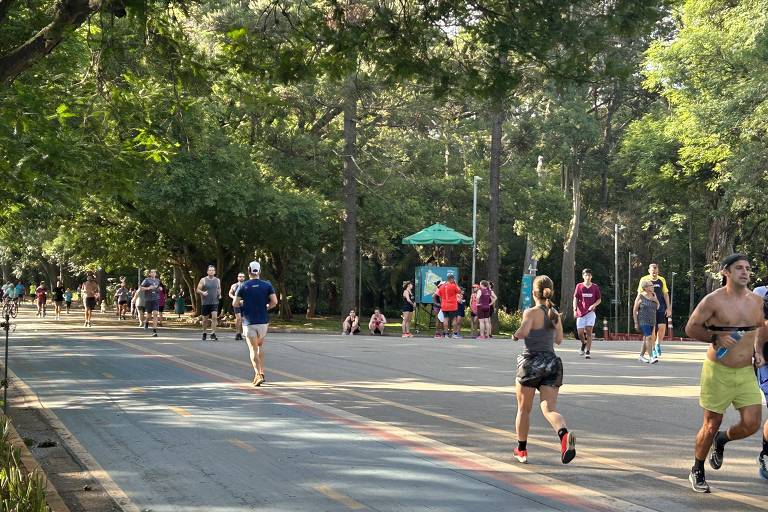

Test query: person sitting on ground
[342,310,360,335]
[369,309,387,335]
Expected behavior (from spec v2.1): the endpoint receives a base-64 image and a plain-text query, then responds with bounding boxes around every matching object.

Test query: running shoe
[434,333,443,339]
[709,438,725,470]
[638,355,650,363]
[513,448,528,463]
[650,356,659,364]
[579,349,585,356]
[758,453,768,480]
[560,432,576,464]
[202,332,207,341]
[211,333,218,341]
[452,333,461,339]
[152,330,158,337]
[253,374,265,387]
[655,342,662,356]
[585,352,591,359]
[688,467,710,493]
[402,333,409,338]
[144,322,148,330]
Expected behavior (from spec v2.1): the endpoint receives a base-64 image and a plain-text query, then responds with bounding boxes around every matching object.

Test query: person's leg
[577,328,586,354]
[539,385,576,463]
[656,321,667,346]
[585,325,594,354]
[695,409,724,462]
[210,310,218,335]
[244,333,265,382]
[515,383,536,447]
[152,309,159,329]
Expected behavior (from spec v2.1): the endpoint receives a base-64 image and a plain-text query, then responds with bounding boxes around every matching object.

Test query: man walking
[140,269,161,336]
[197,265,221,341]
[233,261,277,386]
[573,269,601,359]
[437,273,462,338]
[228,272,246,341]
[637,263,671,360]
[684,254,764,493]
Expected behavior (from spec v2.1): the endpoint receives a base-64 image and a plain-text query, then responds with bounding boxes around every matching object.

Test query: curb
[1,414,72,512]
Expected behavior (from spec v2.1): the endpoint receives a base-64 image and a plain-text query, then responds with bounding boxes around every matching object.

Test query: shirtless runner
[684,254,766,493]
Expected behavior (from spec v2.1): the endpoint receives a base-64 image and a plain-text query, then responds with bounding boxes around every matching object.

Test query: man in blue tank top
[233,261,277,386]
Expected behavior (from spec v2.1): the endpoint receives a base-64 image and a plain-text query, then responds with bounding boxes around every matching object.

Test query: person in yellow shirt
[636,263,671,359]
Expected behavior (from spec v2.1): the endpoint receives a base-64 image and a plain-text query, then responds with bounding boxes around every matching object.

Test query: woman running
[401,281,415,337]
[633,279,660,364]
[511,275,576,464]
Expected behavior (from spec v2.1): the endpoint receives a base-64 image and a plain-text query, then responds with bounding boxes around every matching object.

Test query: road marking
[225,438,257,453]
[80,360,89,366]
[8,368,143,512]
[312,484,367,510]
[102,372,114,379]
[169,406,191,417]
[129,387,146,393]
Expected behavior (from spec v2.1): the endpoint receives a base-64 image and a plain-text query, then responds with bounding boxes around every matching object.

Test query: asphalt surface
[5,307,767,511]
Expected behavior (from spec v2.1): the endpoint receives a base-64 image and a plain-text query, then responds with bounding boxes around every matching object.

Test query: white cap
[248,261,261,274]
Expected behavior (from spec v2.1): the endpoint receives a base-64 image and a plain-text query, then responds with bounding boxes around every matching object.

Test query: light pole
[613,224,620,334]
[627,252,636,334]
[471,176,481,287]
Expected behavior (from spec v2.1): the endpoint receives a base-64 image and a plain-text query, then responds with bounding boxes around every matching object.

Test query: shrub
[497,309,523,333]
[0,420,49,512]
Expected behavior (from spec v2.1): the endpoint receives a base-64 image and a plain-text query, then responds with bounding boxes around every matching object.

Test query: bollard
[603,318,609,341]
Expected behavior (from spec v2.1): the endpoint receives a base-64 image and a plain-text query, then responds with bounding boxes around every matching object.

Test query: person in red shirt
[573,268,602,359]
[438,273,462,338]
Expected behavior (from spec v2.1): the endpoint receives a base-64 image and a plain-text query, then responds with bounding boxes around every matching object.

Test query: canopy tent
[401,223,473,246]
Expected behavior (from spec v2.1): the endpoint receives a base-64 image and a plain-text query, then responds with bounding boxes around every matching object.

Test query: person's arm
[513,308,533,340]
[381,315,387,324]
[217,279,222,300]
[232,289,243,308]
[490,291,498,306]
[554,311,564,345]
[661,277,671,316]
[755,319,768,367]
[589,286,601,311]
[229,284,238,301]
[632,295,641,328]
[268,292,278,310]
[572,287,579,316]
[196,278,206,296]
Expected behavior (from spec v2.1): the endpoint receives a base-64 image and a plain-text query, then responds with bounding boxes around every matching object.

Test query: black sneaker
[152,329,158,337]
[689,467,710,493]
[235,333,242,341]
[202,332,207,341]
[210,333,218,341]
[144,322,149,330]
[709,436,726,470]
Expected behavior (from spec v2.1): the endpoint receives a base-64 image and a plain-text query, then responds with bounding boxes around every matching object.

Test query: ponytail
[533,276,560,325]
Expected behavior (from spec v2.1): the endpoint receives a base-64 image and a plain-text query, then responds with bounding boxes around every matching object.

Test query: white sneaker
[650,356,659,364]
[585,353,591,359]
[579,349,585,356]
[638,355,650,363]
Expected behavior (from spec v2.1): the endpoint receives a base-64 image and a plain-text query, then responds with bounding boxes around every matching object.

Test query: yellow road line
[115,339,765,511]
[101,372,114,379]
[311,484,367,510]
[225,438,257,453]
[129,387,146,393]
[169,406,192,417]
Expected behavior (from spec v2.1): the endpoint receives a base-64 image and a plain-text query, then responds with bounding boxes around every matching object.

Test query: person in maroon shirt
[573,269,601,359]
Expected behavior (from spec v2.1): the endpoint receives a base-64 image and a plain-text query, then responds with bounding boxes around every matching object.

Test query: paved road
[6,308,767,511]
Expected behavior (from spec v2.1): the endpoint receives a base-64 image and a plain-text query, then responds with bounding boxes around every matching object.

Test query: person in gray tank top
[197,265,222,341]
[511,275,576,466]
[633,279,661,364]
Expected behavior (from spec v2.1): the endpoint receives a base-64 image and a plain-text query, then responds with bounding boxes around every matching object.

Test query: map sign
[415,266,459,304]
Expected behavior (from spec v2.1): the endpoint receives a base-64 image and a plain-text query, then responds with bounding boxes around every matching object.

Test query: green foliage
[0,420,49,512]
[497,308,523,333]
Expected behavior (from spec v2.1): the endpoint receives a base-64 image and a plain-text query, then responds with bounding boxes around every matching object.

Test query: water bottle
[715,330,744,360]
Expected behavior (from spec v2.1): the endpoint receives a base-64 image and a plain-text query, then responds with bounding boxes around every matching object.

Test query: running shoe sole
[561,433,576,464]
[688,471,710,493]
[709,445,724,470]
[513,451,528,463]
[253,375,265,387]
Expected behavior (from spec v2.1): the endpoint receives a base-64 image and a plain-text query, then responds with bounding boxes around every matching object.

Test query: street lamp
[613,224,624,334]
[471,176,481,287]
[627,252,637,334]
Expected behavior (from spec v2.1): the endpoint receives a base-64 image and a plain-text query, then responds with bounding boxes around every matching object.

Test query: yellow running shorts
[699,359,763,414]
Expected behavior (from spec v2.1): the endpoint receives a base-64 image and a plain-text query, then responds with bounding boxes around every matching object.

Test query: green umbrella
[402,223,473,245]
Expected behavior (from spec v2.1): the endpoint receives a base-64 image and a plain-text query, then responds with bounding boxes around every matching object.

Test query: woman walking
[511,275,576,465]
[401,281,415,337]
[633,279,660,364]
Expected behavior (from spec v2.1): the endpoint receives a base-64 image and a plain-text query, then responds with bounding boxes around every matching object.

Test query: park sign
[415,266,459,304]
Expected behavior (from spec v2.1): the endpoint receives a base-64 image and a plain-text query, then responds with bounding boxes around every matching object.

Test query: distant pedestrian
[140,269,161,336]
[368,309,387,335]
[475,280,496,340]
[80,273,100,327]
[438,273,462,338]
[35,281,48,317]
[52,280,65,320]
[64,288,72,313]
[401,281,415,338]
[233,261,277,386]
[633,279,660,364]
[174,288,186,318]
[342,310,360,335]
[157,280,167,326]
[636,263,671,359]
[114,279,131,320]
[469,283,479,336]
[15,282,25,303]
[512,275,576,465]
[432,280,443,338]
[573,269,601,359]
[229,272,246,340]
[197,265,221,341]
[457,288,466,334]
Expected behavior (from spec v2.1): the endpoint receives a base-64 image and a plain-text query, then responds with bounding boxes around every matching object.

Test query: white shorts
[576,311,596,330]
[243,324,268,340]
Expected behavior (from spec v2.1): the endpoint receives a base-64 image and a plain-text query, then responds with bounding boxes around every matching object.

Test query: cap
[248,261,261,274]
[721,253,749,270]
[447,272,455,279]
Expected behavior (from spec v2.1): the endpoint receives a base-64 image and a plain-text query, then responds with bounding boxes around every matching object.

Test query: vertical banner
[518,274,534,311]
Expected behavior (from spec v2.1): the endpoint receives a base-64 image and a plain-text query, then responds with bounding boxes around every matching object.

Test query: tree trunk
[559,170,581,320]
[269,251,292,322]
[340,74,358,315]
[306,255,320,319]
[487,104,504,325]
[688,219,695,314]
[704,213,734,292]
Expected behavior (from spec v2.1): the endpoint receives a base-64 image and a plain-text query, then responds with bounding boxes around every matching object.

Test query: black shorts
[145,300,159,312]
[516,352,563,389]
[118,300,128,306]
[443,310,458,319]
[344,326,360,335]
[655,309,667,326]
[233,306,241,315]
[85,297,97,311]
[201,303,218,317]
[401,304,414,313]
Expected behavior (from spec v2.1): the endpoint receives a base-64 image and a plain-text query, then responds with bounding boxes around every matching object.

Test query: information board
[415,266,459,304]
